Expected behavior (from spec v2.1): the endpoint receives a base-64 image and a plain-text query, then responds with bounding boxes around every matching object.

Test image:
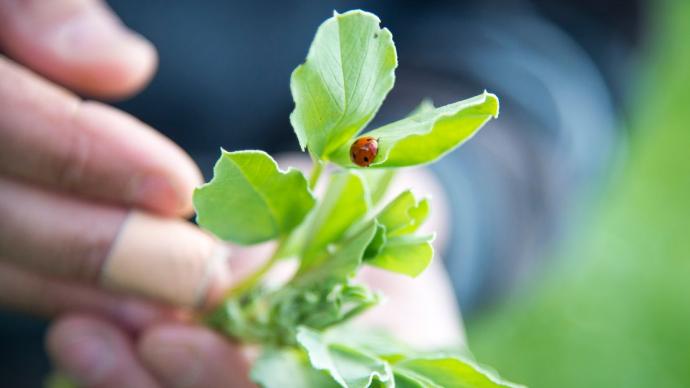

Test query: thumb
[101,211,237,309]
[0,0,156,98]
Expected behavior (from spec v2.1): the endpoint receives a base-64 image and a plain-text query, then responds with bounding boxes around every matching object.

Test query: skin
[0,1,463,386]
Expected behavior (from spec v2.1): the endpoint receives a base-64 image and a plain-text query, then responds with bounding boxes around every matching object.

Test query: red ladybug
[350,136,379,167]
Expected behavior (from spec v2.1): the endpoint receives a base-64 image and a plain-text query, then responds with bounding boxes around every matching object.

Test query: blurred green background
[466,1,690,387]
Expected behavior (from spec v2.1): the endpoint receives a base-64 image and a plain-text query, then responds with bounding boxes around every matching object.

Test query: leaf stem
[309,159,325,190]
[223,237,286,299]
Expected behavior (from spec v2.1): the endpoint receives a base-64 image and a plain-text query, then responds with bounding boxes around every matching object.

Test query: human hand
[0,0,235,338]
[0,1,255,386]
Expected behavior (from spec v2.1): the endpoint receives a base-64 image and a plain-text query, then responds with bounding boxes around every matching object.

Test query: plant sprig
[194,10,520,388]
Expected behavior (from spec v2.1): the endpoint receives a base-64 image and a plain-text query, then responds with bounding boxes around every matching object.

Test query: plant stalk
[309,159,325,190]
[222,237,286,298]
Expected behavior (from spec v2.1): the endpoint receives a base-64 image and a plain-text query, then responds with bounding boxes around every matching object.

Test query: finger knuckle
[54,100,92,191]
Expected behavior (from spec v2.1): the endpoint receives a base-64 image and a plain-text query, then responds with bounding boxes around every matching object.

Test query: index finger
[0,56,201,216]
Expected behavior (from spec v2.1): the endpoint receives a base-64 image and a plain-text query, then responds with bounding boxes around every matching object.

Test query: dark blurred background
[7,1,690,387]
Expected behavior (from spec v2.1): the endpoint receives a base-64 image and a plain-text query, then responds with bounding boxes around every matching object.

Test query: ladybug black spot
[364,157,369,162]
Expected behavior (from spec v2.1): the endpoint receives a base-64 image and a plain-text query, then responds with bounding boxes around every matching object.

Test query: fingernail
[142,329,204,387]
[46,4,153,63]
[57,331,113,386]
[102,212,231,308]
[200,243,233,308]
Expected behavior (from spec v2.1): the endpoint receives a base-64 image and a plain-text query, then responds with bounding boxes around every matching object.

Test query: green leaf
[290,10,397,159]
[366,235,434,277]
[209,223,380,346]
[212,281,378,346]
[392,370,428,388]
[393,356,525,388]
[279,281,378,336]
[360,191,433,276]
[409,98,436,116]
[281,170,395,261]
[251,348,340,388]
[363,222,387,260]
[300,171,369,270]
[297,222,379,282]
[332,91,499,167]
[298,281,380,331]
[377,190,429,236]
[193,150,315,244]
[297,327,394,388]
[397,198,430,236]
[287,222,381,334]
[325,326,416,361]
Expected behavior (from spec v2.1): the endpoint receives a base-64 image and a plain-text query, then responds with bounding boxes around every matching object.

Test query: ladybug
[350,136,379,167]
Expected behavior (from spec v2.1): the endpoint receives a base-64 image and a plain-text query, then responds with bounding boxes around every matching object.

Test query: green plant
[194,10,521,388]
